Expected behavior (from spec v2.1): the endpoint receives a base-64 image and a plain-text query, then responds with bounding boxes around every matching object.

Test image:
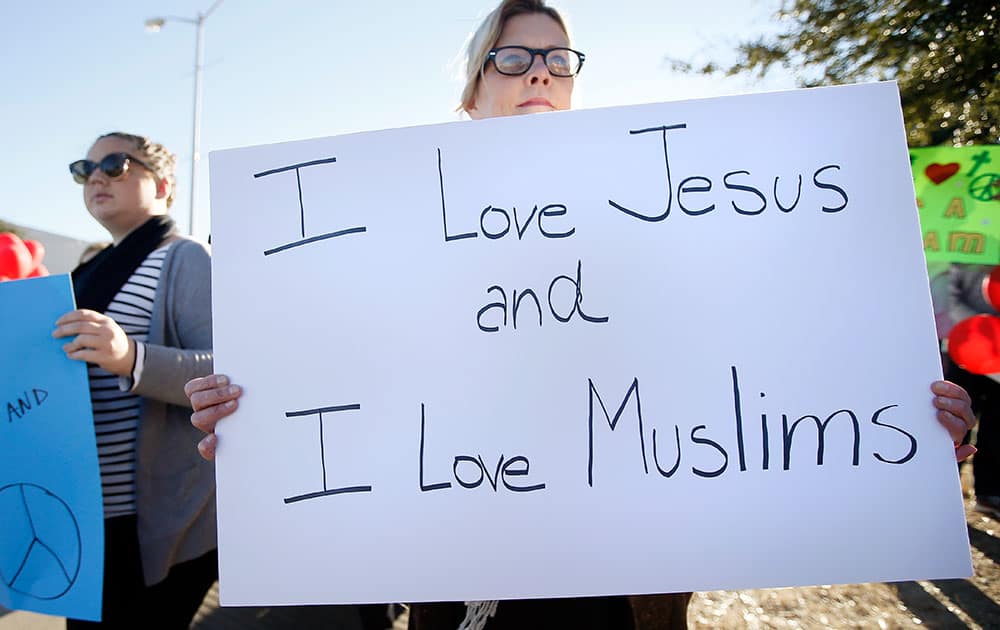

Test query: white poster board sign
[209,82,972,605]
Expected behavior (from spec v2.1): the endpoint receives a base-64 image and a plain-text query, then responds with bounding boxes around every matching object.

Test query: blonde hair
[78,241,111,265]
[97,132,178,208]
[458,0,570,114]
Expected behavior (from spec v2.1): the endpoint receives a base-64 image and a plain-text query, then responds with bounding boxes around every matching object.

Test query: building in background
[0,219,96,275]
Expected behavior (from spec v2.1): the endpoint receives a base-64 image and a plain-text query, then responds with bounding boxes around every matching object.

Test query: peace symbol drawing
[969,173,1000,202]
[0,483,82,600]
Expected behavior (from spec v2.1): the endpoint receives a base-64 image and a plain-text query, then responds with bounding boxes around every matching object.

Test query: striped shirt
[90,243,172,518]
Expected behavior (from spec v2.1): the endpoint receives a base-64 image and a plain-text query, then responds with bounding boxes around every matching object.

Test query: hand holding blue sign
[53,309,137,376]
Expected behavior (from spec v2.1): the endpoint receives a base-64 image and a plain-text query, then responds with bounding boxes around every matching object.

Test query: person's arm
[131,240,214,407]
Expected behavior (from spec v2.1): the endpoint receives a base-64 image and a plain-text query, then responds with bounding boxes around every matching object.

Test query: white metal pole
[189,15,205,235]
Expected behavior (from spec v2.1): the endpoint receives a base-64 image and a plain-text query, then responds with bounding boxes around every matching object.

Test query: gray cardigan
[125,236,216,585]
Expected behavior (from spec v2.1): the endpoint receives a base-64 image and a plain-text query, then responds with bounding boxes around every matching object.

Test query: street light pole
[189,13,206,237]
[145,0,224,236]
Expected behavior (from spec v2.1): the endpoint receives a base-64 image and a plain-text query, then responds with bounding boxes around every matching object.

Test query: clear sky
[0,0,796,244]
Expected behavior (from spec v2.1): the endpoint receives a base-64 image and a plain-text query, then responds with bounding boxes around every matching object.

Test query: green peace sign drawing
[969,173,1000,202]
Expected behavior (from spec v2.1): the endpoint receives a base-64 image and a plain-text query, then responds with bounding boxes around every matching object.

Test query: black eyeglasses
[68,152,157,185]
[485,46,585,77]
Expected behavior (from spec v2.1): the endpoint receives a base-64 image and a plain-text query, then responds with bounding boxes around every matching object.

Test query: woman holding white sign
[185,0,979,628]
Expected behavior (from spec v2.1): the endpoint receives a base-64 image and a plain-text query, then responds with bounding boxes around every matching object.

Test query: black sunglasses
[485,46,586,77]
[68,152,157,185]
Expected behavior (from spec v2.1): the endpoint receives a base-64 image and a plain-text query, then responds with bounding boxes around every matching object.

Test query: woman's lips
[519,97,554,109]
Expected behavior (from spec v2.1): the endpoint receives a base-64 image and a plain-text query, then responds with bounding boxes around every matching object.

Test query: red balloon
[23,239,45,271]
[0,233,32,280]
[27,263,50,278]
[948,314,1000,374]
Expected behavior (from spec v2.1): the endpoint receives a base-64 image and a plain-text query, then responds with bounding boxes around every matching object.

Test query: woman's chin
[516,105,556,115]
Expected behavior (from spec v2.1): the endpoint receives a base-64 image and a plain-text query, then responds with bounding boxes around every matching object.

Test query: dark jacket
[408,593,691,630]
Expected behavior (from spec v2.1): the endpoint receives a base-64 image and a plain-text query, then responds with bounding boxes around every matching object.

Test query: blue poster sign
[0,274,103,621]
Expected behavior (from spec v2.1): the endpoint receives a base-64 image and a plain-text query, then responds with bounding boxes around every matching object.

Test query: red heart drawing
[925,162,960,184]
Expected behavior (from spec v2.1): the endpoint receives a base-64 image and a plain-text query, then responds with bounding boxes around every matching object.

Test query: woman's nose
[525,54,551,85]
[87,169,108,185]
[84,162,108,185]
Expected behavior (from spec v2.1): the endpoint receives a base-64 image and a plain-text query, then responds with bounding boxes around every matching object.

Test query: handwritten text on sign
[209,82,971,606]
